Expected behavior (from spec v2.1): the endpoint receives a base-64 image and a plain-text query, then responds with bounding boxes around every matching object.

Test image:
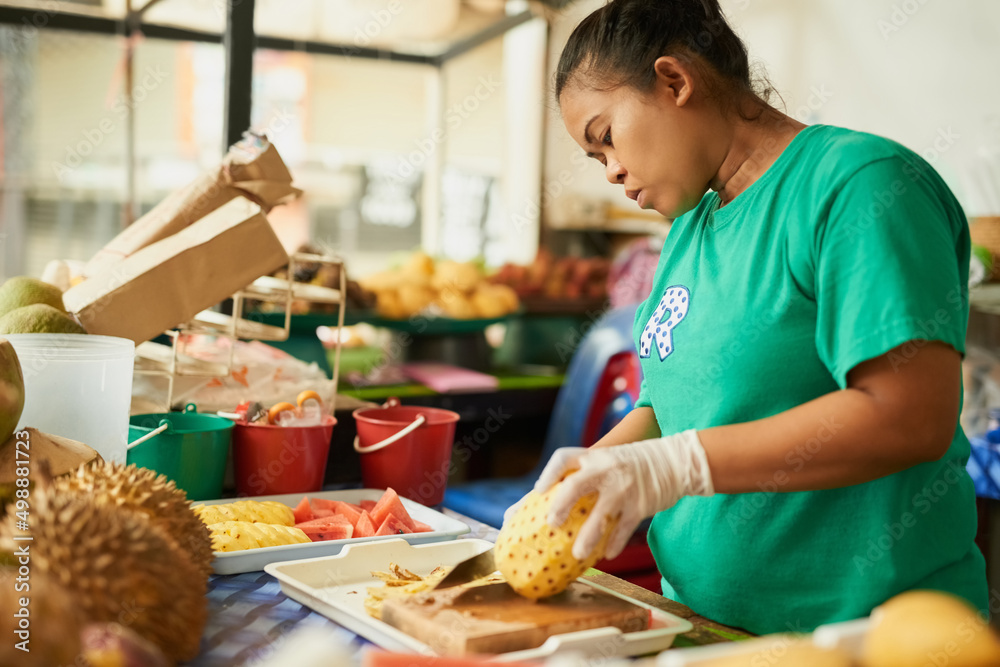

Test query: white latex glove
[534,430,714,561]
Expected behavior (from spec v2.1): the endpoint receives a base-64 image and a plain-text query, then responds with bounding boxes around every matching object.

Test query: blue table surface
[188,509,501,667]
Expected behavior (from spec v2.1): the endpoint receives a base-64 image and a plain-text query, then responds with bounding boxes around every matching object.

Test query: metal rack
[133,251,346,412]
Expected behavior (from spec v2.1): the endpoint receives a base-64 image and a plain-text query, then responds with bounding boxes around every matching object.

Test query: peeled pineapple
[209,521,310,552]
[193,500,295,526]
[495,478,615,600]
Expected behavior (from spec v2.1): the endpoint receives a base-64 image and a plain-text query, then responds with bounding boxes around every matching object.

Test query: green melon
[0,277,65,317]
[0,304,86,335]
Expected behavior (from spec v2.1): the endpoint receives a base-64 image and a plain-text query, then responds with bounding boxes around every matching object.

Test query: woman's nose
[605,159,626,184]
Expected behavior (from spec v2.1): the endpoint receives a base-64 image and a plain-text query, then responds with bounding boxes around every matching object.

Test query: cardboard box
[65,198,288,344]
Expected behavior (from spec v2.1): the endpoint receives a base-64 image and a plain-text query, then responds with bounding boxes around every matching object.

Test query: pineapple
[209,521,310,551]
[193,500,295,526]
[495,478,616,600]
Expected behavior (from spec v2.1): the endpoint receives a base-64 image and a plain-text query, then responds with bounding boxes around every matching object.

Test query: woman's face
[560,59,724,218]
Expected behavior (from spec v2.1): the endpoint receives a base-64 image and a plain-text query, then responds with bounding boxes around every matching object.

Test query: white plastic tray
[656,617,871,665]
[265,538,694,662]
[198,489,470,574]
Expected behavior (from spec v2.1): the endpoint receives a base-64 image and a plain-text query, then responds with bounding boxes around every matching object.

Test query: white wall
[543,0,1000,219]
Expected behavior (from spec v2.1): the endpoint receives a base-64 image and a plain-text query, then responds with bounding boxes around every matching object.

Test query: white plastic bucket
[6,334,135,463]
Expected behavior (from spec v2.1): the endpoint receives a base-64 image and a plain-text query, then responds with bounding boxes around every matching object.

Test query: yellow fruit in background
[495,477,615,600]
[491,283,520,312]
[861,590,1000,667]
[403,251,435,277]
[437,292,477,319]
[397,284,434,317]
[471,285,508,319]
[432,261,481,293]
[374,290,407,320]
[0,304,87,334]
[0,276,65,317]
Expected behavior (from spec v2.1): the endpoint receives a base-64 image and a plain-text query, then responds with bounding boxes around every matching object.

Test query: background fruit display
[360,252,519,320]
[489,249,610,303]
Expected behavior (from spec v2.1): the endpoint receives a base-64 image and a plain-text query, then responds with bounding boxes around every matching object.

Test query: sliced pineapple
[192,500,295,527]
[208,521,310,551]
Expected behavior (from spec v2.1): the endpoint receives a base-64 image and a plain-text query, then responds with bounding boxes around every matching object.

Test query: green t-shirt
[634,124,987,635]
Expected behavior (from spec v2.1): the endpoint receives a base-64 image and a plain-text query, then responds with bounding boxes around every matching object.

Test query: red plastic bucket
[231,416,336,496]
[353,399,458,506]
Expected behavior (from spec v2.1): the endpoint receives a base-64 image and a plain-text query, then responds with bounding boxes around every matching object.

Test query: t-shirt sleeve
[635,376,651,409]
[814,156,969,388]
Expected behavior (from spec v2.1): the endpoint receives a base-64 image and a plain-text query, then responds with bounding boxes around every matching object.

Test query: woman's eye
[602,130,612,146]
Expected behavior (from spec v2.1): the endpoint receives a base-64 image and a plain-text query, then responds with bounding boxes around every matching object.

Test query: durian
[0,569,82,666]
[0,484,207,663]
[55,461,214,578]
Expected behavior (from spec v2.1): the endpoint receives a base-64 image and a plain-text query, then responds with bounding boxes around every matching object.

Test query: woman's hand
[533,431,715,561]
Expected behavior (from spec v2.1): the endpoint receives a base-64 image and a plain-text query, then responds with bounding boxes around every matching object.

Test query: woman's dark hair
[555,0,774,116]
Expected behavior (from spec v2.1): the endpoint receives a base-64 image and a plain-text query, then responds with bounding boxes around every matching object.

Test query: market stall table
[190,509,750,666]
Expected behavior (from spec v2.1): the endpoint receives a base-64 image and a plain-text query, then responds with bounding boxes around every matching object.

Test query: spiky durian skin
[55,461,214,579]
[0,486,207,663]
[0,570,82,666]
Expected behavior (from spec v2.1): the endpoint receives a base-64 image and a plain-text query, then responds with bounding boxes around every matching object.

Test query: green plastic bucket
[127,403,233,501]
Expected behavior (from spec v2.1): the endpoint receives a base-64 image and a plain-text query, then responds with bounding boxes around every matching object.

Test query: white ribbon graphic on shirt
[640,285,690,361]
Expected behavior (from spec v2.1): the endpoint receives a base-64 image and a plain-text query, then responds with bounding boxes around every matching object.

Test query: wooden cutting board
[380,581,649,656]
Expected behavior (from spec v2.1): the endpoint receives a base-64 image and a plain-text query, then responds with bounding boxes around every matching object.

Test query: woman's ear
[653,56,695,107]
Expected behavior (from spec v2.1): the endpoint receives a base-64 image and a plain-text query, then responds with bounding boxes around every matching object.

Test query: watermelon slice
[375,513,412,536]
[296,514,353,529]
[311,507,335,519]
[292,497,314,524]
[411,520,433,533]
[359,499,377,512]
[370,488,416,532]
[297,517,354,542]
[330,501,363,528]
[310,497,363,514]
[354,511,376,538]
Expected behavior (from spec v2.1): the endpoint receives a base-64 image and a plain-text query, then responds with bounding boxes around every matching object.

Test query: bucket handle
[127,420,170,451]
[353,414,427,454]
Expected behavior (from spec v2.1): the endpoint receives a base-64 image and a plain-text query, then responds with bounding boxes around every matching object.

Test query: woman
[526,0,988,634]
